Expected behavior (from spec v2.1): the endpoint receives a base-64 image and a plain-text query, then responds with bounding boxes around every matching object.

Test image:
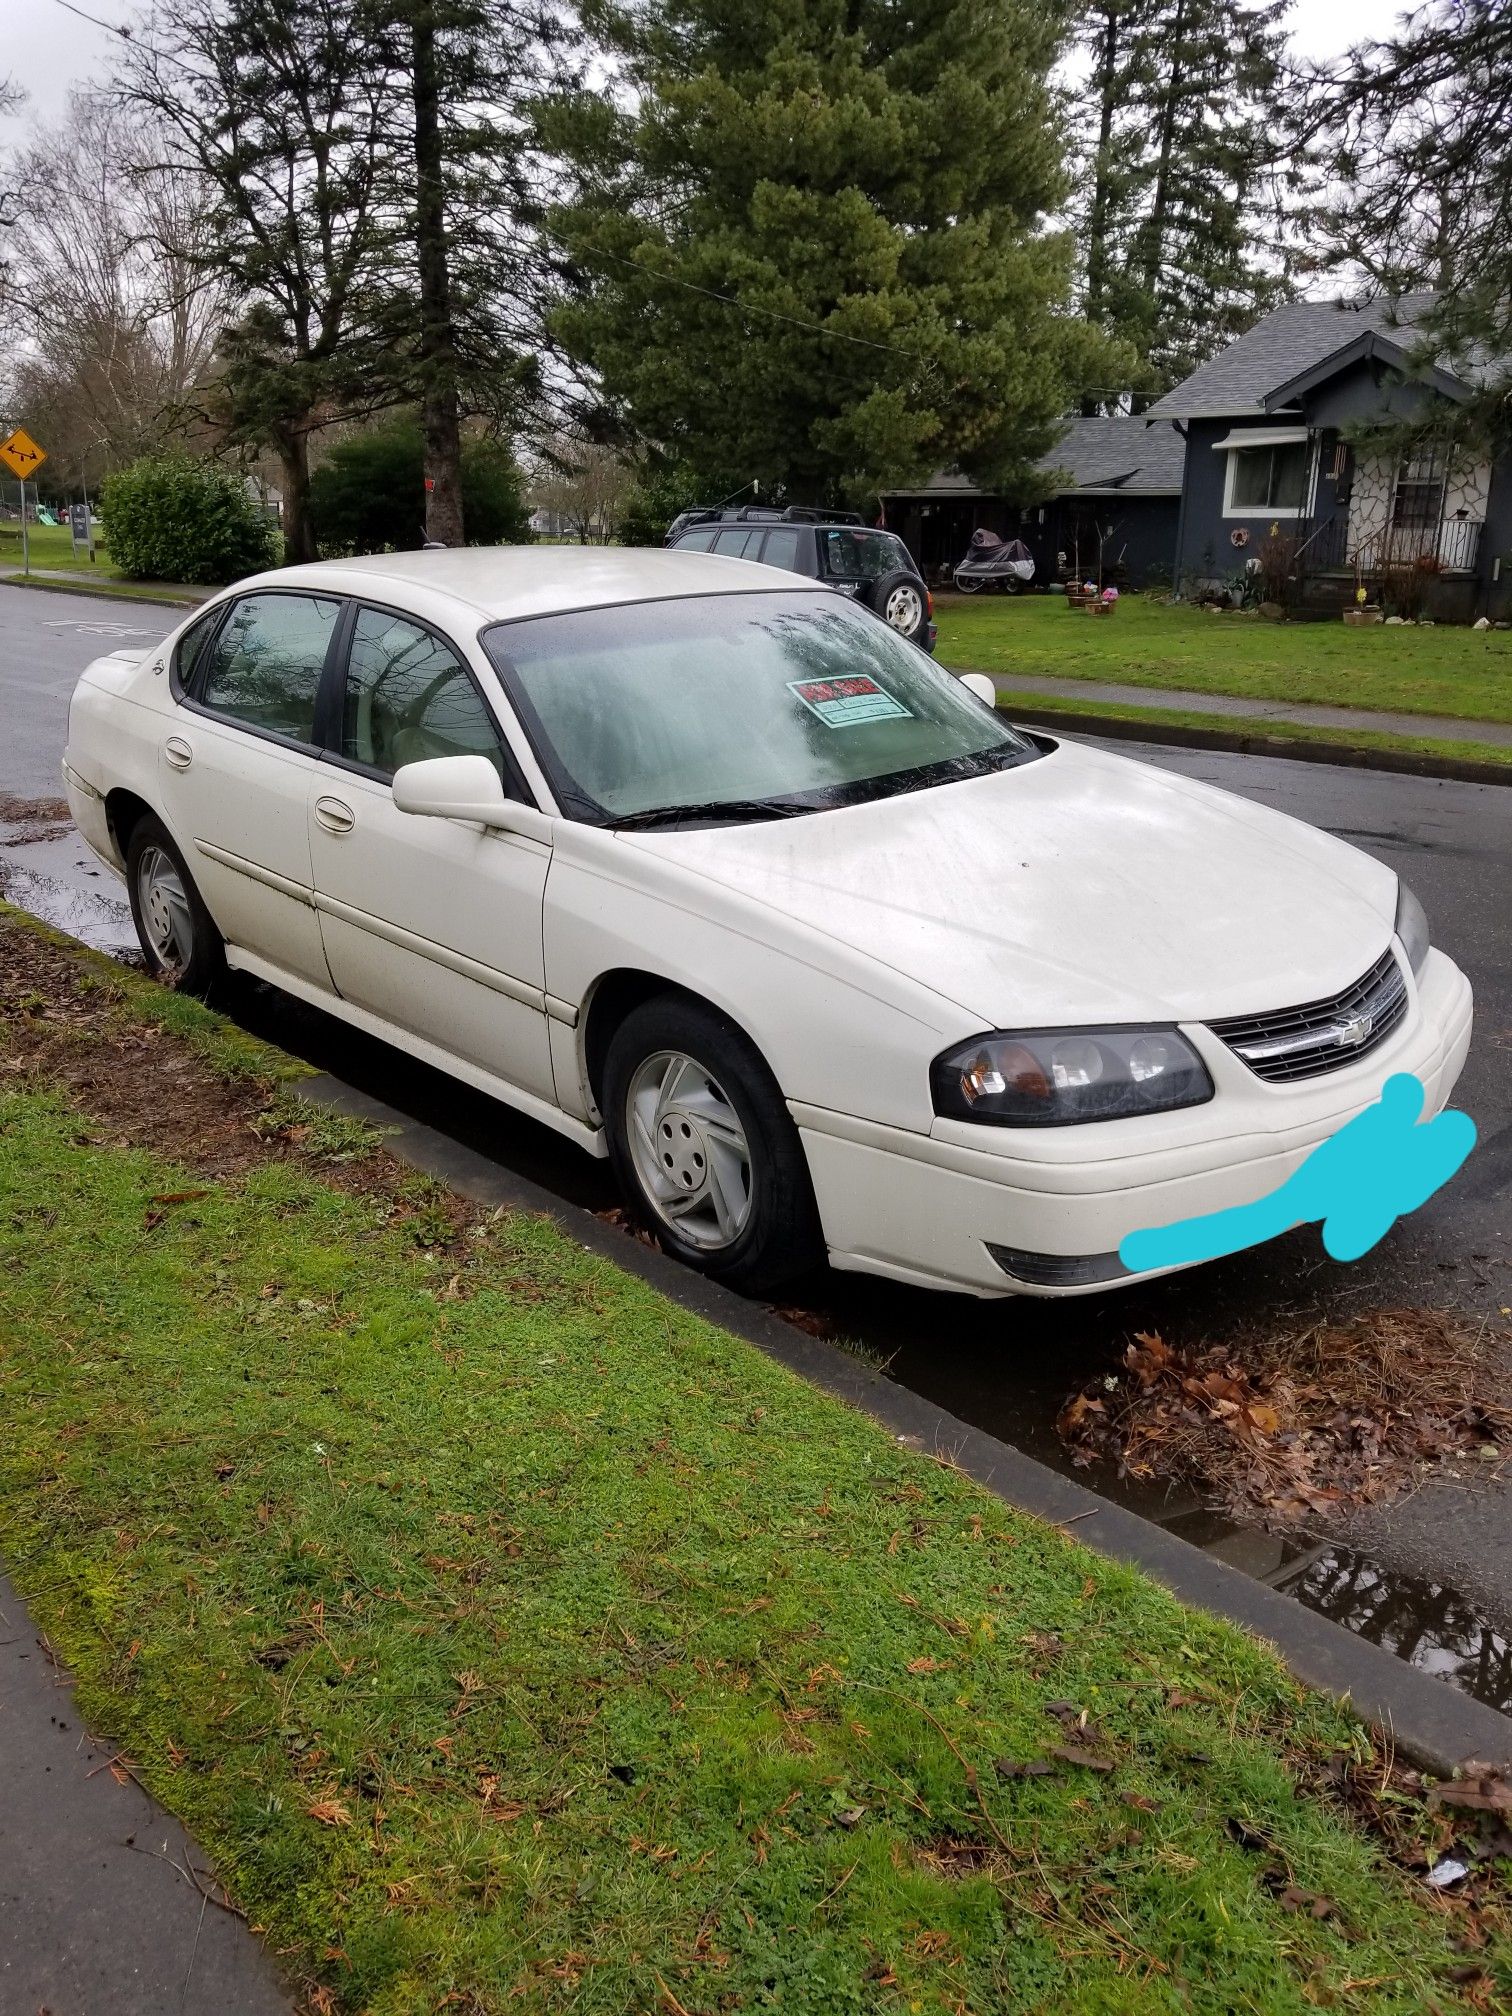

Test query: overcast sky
[2,0,1414,144]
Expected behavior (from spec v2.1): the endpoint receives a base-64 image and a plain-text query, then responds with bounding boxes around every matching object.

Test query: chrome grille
[1207,947,1408,1084]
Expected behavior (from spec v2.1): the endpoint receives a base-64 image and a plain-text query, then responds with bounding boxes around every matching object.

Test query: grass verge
[993,687,1512,771]
[935,594,1512,727]
[1,570,204,607]
[1,903,1506,2013]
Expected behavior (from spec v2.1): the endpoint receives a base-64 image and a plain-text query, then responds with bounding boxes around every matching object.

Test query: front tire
[602,996,825,1295]
[126,814,225,994]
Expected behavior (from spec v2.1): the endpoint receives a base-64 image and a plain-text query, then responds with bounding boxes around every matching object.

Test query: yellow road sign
[0,428,47,480]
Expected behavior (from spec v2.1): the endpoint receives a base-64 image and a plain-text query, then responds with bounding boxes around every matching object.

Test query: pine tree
[1303,0,1512,455]
[1071,0,1291,403]
[374,0,566,545]
[121,0,403,562]
[547,0,1115,504]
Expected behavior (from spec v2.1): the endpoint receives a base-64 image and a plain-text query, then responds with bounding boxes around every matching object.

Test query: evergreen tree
[373,0,566,545]
[122,0,403,562]
[1302,0,1512,456]
[548,0,1113,504]
[1071,0,1292,403]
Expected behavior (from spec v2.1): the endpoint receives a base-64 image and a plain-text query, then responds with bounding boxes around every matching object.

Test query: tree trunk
[412,3,465,547]
[276,426,317,564]
[1084,2,1120,326]
[1081,3,1122,416]
[1138,0,1187,300]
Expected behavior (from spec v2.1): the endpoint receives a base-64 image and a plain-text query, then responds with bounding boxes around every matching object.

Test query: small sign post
[69,501,94,561]
[0,429,49,578]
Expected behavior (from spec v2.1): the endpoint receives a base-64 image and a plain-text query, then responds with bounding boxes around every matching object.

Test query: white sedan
[62,548,1472,1297]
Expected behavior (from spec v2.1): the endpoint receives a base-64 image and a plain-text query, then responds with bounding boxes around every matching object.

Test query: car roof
[236,544,816,624]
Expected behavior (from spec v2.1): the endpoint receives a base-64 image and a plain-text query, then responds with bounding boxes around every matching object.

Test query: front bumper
[794,946,1473,1298]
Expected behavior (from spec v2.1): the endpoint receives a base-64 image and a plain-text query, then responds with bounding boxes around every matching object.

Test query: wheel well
[104,788,155,864]
[581,970,753,1114]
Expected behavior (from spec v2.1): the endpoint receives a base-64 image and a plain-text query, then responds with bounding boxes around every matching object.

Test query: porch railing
[1296,515,1484,577]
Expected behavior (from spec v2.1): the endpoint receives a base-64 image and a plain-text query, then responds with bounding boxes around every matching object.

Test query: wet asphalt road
[3,583,1511,1645]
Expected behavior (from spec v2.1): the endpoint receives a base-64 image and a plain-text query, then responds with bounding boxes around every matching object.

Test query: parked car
[63,547,1470,1299]
[666,505,937,651]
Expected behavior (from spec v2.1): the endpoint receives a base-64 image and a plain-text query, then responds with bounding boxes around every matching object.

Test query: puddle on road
[1157,1508,1512,1715]
[0,812,137,960]
[2,812,1510,1717]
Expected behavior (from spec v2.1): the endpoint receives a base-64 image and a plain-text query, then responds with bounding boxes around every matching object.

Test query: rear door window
[757,528,803,573]
[712,528,757,556]
[676,527,717,551]
[197,592,342,746]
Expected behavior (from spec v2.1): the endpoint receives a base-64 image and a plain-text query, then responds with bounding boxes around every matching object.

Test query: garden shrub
[309,421,532,554]
[100,456,280,585]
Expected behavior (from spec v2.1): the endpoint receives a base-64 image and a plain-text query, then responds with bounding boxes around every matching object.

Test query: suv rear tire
[870,570,927,643]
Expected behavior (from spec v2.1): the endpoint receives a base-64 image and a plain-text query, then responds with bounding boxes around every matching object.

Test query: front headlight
[1394,881,1431,977]
[930,1027,1214,1127]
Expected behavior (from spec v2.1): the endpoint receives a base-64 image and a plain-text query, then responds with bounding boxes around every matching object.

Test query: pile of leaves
[1058,1311,1512,1524]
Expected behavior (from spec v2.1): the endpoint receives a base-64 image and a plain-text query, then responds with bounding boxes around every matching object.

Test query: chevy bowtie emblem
[1335,1012,1374,1047]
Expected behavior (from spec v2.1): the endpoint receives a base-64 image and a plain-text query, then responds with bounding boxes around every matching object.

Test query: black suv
[666,506,936,651]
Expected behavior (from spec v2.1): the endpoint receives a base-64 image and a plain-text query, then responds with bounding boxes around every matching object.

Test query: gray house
[882,415,1184,587]
[1147,294,1512,619]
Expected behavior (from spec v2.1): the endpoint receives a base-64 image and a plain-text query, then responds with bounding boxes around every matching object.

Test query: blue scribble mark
[1119,1073,1476,1274]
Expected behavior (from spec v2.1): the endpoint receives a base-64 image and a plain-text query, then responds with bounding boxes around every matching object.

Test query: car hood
[624,737,1399,1027]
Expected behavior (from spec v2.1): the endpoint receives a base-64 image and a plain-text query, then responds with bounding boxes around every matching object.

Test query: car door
[158,588,342,988]
[307,601,555,1103]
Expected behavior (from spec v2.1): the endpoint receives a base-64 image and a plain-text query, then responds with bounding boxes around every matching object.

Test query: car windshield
[483,590,1039,823]
[821,528,912,580]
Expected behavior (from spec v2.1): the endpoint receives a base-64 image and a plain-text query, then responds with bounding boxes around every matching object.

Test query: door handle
[315,794,356,835]
[163,735,193,771]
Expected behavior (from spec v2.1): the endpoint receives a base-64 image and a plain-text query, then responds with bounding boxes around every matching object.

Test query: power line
[43,0,134,41]
[582,242,934,362]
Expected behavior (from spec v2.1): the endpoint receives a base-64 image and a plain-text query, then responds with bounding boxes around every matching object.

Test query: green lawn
[0,906,1504,2014]
[0,518,125,576]
[935,593,1512,726]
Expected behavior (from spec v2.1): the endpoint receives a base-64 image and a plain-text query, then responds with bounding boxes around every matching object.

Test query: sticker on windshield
[788,674,911,729]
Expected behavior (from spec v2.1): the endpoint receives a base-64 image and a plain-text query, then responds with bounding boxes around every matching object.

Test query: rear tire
[869,569,928,642]
[603,995,825,1295]
[126,814,225,995]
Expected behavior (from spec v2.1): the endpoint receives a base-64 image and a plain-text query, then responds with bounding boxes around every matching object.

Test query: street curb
[995,698,1512,787]
[1,573,204,611]
[300,1070,1512,1777]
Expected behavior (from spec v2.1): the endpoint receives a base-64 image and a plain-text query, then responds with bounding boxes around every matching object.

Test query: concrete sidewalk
[982,667,1512,750]
[0,1573,293,2015]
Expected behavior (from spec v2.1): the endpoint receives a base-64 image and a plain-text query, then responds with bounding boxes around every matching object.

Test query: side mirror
[959,672,997,707]
[392,755,548,839]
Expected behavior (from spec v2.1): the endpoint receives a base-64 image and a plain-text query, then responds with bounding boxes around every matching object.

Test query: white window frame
[1215,428,1317,520]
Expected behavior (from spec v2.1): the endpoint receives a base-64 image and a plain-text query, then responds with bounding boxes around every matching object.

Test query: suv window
[711,528,756,556]
[343,607,504,781]
[677,527,716,551]
[198,592,341,744]
[819,529,912,581]
[757,527,803,573]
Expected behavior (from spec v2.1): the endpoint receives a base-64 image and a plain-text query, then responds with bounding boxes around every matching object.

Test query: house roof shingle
[1144,294,1450,419]
[884,416,1185,500]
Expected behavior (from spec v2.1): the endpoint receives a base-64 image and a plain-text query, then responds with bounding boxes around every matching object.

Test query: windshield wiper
[607,797,811,832]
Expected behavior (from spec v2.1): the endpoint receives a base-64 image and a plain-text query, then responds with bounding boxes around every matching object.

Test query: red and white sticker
[788,674,910,728]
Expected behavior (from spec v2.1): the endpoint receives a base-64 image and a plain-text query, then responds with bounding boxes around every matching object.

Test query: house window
[1392,446,1446,528]
[1223,440,1311,517]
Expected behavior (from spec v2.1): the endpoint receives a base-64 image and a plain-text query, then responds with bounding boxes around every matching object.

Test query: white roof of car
[243,544,811,623]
